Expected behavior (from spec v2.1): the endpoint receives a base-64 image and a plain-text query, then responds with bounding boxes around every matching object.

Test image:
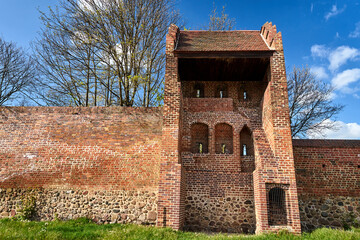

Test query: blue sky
[0,0,359,139]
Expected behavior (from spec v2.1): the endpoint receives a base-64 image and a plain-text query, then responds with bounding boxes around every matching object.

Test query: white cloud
[328,46,359,72]
[324,4,346,21]
[331,68,360,91]
[310,3,314,13]
[310,66,329,80]
[78,0,122,11]
[308,120,360,139]
[349,22,360,38]
[311,44,329,58]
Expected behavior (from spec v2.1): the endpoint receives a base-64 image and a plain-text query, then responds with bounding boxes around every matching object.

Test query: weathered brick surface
[253,22,301,234]
[1,23,359,235]
[293,140,360,231]
[157,24,185,229]
[0,107,162,190]
[0,107,162,224]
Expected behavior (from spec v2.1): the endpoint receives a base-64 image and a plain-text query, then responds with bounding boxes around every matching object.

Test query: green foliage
[343,212,360,230]
[208,3,235,31]
[1,218,360,240]
[16,192,37,221]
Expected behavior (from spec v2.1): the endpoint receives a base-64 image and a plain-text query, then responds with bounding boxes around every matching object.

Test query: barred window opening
[268,187,287,225]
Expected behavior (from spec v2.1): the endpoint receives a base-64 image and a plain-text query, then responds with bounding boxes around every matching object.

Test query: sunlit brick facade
[1,22,360,235]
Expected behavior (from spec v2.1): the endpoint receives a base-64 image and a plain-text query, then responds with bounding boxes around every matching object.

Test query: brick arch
[190,122,209,153]
[215,123,233,154]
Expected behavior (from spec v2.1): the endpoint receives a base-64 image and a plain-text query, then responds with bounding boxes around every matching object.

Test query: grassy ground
[1,218,360,240]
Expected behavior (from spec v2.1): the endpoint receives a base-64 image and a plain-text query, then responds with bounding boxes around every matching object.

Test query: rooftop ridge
[175,26,272,52]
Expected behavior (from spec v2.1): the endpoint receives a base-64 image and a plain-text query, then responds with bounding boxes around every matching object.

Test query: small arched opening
[193,83,204,98]
[215,84,228,98]
[239,88,249,101]
[215,123,233,154]
[268,187,287,225]
[191,123,209,154]
[240,125,254,156]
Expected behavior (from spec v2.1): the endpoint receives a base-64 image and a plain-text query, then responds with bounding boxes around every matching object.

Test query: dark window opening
[268,187,287,226]
[193,83,204,98]
[191,123,208,153]
[215,123,233,154]
[240,126,254,156]
[215,85,228,98]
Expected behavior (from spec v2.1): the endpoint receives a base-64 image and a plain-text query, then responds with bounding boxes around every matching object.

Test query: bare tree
[208,3,235,31]
[0,37,36,106]
[33,10,103,107]
[34,0,181,107]
[288,66,344,138]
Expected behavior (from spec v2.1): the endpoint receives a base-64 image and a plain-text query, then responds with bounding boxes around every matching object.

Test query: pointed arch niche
[240,125,255,172]
[190,123,209,154]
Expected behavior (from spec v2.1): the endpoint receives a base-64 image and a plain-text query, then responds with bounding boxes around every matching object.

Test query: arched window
[240,125,254,156]
[239,88,249,101]
[193,83,204,98]
[191,123,209,153]
[268,187,287,225]
[215,123,233,154]
[215,84,228,98]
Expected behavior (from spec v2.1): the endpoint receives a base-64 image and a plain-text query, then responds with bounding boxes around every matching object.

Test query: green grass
[1,218,360,240]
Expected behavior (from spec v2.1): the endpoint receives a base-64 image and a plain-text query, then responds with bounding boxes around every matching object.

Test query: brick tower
[157,22,301,234]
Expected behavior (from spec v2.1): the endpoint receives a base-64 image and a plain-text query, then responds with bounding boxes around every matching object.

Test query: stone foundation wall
[184,195,255,233]
[0,188,158,225]
[183,170,256,233]
[299,195,360,232]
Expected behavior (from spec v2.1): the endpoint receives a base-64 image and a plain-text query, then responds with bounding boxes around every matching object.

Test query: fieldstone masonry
[1,22,360,235]
[0,189,158,224]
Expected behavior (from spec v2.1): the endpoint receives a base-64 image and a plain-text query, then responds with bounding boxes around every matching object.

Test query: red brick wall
[253,22,301,234]
[293,139,360,231]
[0,107,162,191]
[293,140,360,196]
[181,79,263,233]
[157,24,185,229]
[183,98,233,112]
